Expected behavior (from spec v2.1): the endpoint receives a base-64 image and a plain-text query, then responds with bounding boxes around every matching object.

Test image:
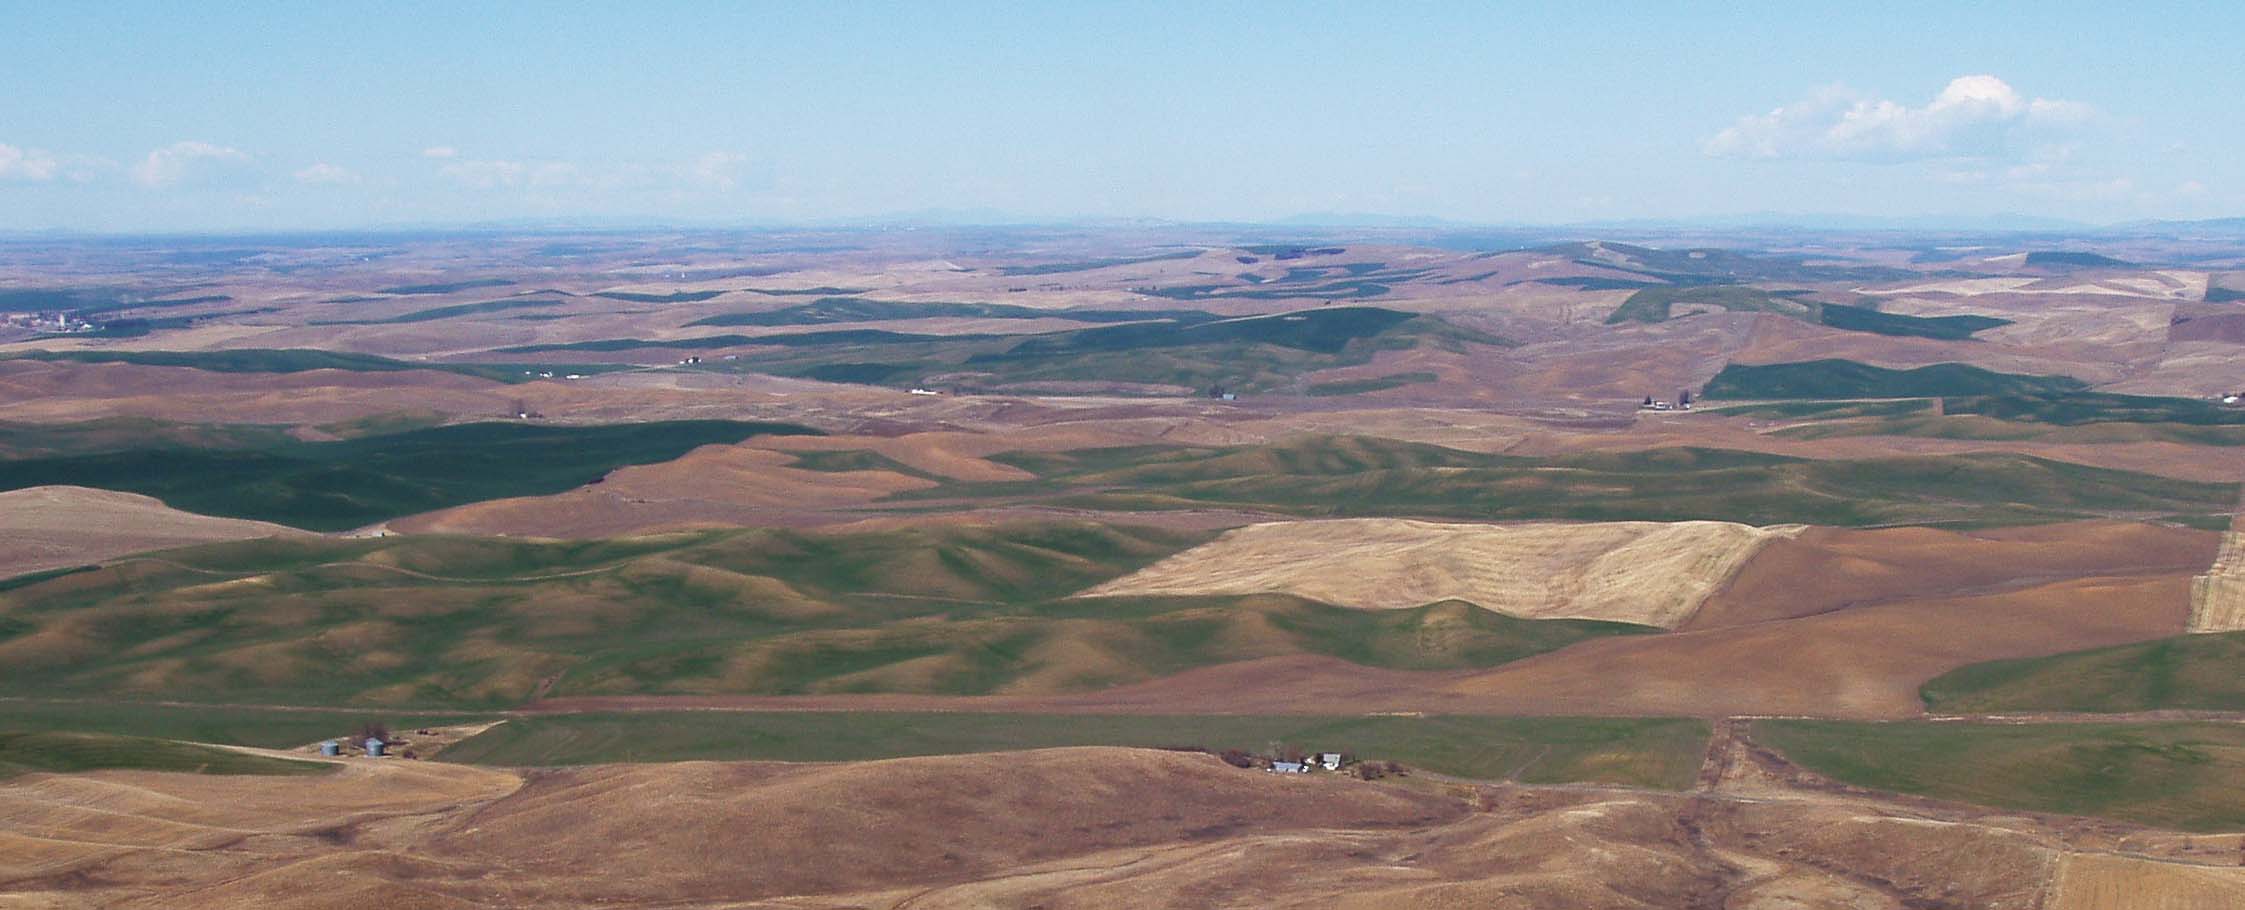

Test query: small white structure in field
[1316,752,1344,771]
[1269,761,1307,774]
[908,388,940,396]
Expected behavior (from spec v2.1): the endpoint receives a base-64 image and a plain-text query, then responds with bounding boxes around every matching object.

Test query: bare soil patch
[0,486,310,578]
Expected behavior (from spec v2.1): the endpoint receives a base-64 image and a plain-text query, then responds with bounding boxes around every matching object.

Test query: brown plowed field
[1688,520,2220,630]
[1436,574,2193,719]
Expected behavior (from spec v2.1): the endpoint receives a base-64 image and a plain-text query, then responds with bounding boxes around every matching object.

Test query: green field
[379,278,516,295]
[1813,302,2009,340]
[906,437,2231,528]
[616,306,1495,393]
[1744,391,2245,446]
[1547,241,1917,285]
[319,297,567,325]
[1600,287,2002,338]
[1605,286,1816,324]
[591,290,725,303]
[1701,399,1938,420]
[0,348,629,384]
[496,328,981,354]
[1921,632,2245,714]
[1759,720,2245,832]
[440,711,1709,788]
[1773,413,2245,447]
[1598,279,2002,337]
[0,419,816,530]
[0,730,335,780]
[2210,272,2245,303]
[1947,392,2245,427]
[686,296,1217,328]
[0,522,1657,707]
[1304,371,1440,396]
[995,249,1203,276]
[0,417,300,458]
[1702,360,2088,400]
[0,700,487,747]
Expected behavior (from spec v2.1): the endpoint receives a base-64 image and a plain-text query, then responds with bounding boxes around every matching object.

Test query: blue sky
[1,1,2237,231]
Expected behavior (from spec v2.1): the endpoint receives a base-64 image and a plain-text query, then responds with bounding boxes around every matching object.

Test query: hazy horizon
[4,2,2239,232]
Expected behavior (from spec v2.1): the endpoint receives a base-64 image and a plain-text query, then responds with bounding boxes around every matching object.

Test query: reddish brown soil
[1686,521,2220,630]
[2169,307,2245,344]
[1437,574,2193,719]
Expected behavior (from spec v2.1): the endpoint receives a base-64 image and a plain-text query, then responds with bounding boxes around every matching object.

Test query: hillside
[1702,360,2089,399]
[0,485,308,579]
[0,420,819,530]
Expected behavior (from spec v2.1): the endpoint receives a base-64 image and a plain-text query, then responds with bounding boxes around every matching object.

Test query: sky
[1,1,2239,232]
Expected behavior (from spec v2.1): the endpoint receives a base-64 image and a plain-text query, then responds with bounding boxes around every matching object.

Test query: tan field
[3,740,2240,909]
[1083,518,1797,627]
[2048,854,2245,910]
[0,486,310,578]
[2189,519,2245,633]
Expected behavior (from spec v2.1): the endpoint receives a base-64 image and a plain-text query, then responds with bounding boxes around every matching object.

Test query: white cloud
[0,143,61,181]
[131,141,253,188]
[293,162,359,185]
[438,157,581,190]
[437,158,524,188]
[1706,75,2093,162]
[688,151,748,191]
[421,145,459,159]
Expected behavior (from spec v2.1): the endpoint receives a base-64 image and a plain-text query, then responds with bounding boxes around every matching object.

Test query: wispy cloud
[130,140,253,188]
[420,145,459,159]
[293,162,360,185]
[1706,75,2092,162]
[688,151,749,191]
[437,157,582,190]
[0,143,62,181]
